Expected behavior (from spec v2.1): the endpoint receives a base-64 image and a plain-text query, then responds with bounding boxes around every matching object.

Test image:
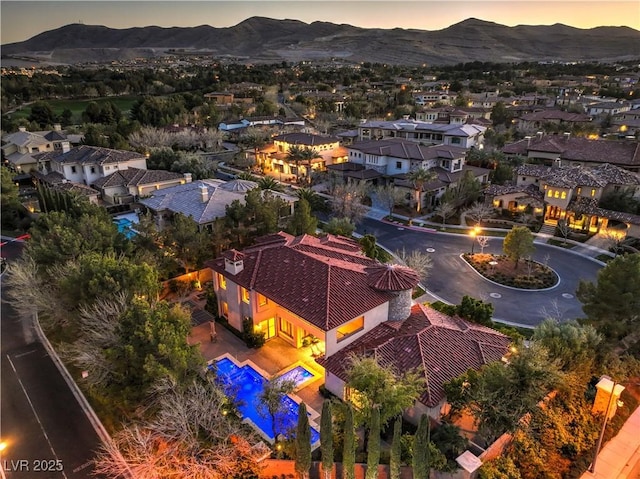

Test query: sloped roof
[349,138,467,161]
[519,109,591,122]
[365,264,420,291]
[206,233,402,331]
[515,163,640,189]
[317,304,511,407]
[273,132,340,145]
[34,145,146,166]
[92,167,184,189]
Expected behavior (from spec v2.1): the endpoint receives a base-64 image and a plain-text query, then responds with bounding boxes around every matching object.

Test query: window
[71,166,77,173]
[258,294,268,307]
[577,187,582,195]
[280,318,294,338]
[221,301,229,318]
[396,161,402,170]
[451,137,461,145]
[90,166,96,174]
[547,190,553,197]
[591,189,596,197]
[217,273,226,290]
[241,287,250,303]
[561,191,567,199]
[336,316,365,342]
[554,191,560,198]
[522,177,526,182]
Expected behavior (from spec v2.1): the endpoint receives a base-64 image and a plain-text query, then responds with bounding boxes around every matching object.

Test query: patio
[188,321,326,413]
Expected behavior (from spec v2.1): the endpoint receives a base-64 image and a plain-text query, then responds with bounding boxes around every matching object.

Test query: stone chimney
[223,250,244,275]
[365,264,420,322]
[199,184,209,203]
[61,141,71,153]
[184,172,193,183]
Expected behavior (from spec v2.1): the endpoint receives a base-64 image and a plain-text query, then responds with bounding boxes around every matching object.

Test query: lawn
[8,95,141,123]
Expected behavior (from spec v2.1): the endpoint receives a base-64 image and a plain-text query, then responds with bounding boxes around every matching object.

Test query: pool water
[279,365,315,387]
[212,358,319,444]
[114,217,138,239]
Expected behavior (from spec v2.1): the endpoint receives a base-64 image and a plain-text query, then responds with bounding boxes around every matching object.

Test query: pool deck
[189,322,326,413]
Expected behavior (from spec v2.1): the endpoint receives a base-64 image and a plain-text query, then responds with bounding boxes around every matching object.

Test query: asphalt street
[359,217,603,327]
[1,242,105,478]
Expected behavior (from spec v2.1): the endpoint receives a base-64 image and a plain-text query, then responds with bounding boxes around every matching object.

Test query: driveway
[359,218,603,328]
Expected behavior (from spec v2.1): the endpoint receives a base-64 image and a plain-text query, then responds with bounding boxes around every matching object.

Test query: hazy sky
[2,0,639,44]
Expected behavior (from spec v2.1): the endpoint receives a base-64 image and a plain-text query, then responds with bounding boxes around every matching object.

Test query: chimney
[525,136,532,148]
[223,250,244,275]
[184,172,192,183]
[199,184,209,203]
[61,141,71,153]
[365,264,420,322]
[536,131,543,140]
[563,132,571,141]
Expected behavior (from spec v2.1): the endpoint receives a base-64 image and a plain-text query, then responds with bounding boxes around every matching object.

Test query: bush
[242,317,266,348]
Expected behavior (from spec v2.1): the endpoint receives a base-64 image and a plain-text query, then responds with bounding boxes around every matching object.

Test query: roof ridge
[325,264,332,330]
[249,249,263,290]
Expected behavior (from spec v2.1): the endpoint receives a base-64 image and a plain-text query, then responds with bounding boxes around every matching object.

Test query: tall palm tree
[257,176,284,192]
[406,168,437,213]
[239,128,268,169]
[286,145,321,184]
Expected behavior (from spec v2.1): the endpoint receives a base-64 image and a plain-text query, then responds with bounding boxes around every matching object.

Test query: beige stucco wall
[404,398,446,425]
[324,302,389,357]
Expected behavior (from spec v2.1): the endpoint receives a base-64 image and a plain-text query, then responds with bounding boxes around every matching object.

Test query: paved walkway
[581,405,640,479]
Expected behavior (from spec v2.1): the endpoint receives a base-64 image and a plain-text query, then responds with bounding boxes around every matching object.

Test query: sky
[2,0,639,44]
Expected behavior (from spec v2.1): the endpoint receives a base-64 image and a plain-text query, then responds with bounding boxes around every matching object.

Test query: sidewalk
[581,405,640,479]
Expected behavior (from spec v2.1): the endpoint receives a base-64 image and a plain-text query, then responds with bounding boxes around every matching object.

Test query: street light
[469,226,481,255]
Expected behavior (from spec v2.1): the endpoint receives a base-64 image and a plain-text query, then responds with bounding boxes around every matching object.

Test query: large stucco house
[206,232,511,422]
[1,126,72,173]
[92,168,190,205]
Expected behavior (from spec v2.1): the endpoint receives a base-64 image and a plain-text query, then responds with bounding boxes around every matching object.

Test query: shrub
[242,317,266,348]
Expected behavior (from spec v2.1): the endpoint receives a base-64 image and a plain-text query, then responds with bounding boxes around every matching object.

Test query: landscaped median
[462,253,559,290]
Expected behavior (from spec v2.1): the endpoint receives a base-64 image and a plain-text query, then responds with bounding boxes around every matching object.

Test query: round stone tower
[365,264,420,322]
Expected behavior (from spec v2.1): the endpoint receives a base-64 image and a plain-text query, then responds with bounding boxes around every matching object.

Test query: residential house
[139,178,296,231]
[318,303,511,422]
[587,101,631,118]
[415,106,492,124]
[206,233,511,423]
[485,163,640,236]
[218,116,306,133]
[357,118,486,149]
[334,138,490,209]
[611,110,640,138]
[92,168,191,205]
[502,133,640,172]
[412,91,452,107]
[515,109,592,134]
[2,125,71,173]
[33,145,148,186]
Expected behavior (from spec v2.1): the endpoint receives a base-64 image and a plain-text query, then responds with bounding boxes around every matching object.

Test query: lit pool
[113,217,138,239]
[212,358,320,444]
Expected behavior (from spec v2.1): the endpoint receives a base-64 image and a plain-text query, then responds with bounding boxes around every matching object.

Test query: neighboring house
[259,132,347,179]
[515,109,592,134]
[218,116,305,132]
[92,168,191,205]
[318,303,511,422]
[502,133,640,172]
[412,90,452,107]
[415,106,492,124]
[334,138,490,209]
[587,101,631,117]
[32,170,100,206]
[34,145,147,185]
[139,178,296,231]
[485,162,640,236]
[1,125,71,173]
[357,118,486,149]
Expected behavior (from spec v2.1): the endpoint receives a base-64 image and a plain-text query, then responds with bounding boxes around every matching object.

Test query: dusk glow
[2,0,639,45]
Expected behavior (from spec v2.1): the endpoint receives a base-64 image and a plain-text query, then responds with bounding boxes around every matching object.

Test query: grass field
[7,96,141,123]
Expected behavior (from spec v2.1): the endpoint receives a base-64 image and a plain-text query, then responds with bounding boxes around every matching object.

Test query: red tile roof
[317,304,511,407]
[365,264,420,291]
[206,233,398,330]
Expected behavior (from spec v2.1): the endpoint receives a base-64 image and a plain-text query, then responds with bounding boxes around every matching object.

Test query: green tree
[346,355,425,428]
[161,213,210,273]
[296,187,327,212]
[1,166,22,230]
[286,145,321,183]
[320,400,334,479]
[576,253,640,350]
[295,402,312,479]
[503,226,535,269]
[359,234,390,262]
[412,414,430,479]
[28,101,58,128]
[239,128,268,169]
[366,407,381,479]
[491,101,512,127]
[431,423,468,471]
[259,376,297,441]
[478,457,522,479]
[406,168,436,213]
[288,198,318,236]
[390,415,402,479]
[457,295,494,326]
[491,163,514,185]
[324,217,355,236]
[342,404,356,479]
[257,176,284,192]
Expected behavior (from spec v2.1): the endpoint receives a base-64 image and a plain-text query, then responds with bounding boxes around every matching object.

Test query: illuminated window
[258,294,268,307]
[336,316,365,342]
[561,191,567,199]
[577,187,582,195]
[217,273,226,290]
[554,191,560,198]
[221,301,229,318]
[241,287,250,304]
[591,189,596,197]
[280,318,294,338]
[547,190,553,197]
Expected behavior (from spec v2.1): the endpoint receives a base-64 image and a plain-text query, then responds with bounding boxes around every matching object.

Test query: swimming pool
[113,216,138,239]
[212,358,320,444]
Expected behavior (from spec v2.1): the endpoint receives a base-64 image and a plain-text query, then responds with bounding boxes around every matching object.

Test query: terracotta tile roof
[350,138,467,162]
[484,183,545,205]
[365,264,420,291]
[273,133,339,145]
[519,109,591,122]
[569,197,640,225]
[206,233,398,331]
[515,163,640,189]
[92,167,184,189]
[222,249,245,261]
[317,304,511,407]
[34,145,146,166]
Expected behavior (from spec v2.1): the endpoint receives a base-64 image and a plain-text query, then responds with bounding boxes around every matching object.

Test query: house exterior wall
[324,371,347,400]
[404,399,446,424]
[324,302,389,357]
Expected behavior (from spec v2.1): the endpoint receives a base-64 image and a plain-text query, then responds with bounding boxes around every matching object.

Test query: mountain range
[2,17,639,66]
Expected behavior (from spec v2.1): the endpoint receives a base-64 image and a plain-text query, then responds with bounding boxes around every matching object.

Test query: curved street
[358,218,604,327]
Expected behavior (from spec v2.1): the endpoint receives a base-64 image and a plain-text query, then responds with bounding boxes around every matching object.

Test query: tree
[556,219,571,245]
[413,414,430,479]
[288,198,318,236]
[457,295,494,326]
[324,217,355,237]
[396,247,433,283]
[465,201,495,226]
[434,201,455,227]
[491,163,514,185]
[503,226,535,269]
[1,166,22,230]
[330,181,368,224]
[28,101,58,128]
[442,170,482,209]
[390,415,402,479]
[345,355,425,428]
[295,402,312,479]
[374,184,403,218]
[359,234,390,263]
[259,376,297,441]
[407,168,436,213]
[239,128,268,169]
[296,188,327,213]
[320,400,334,479]
[342,404,356,479]
[287,145,321,183]
[366,407,381,479]
[576,253,640,350]
[161,213,210,273]
[257,176,284,192]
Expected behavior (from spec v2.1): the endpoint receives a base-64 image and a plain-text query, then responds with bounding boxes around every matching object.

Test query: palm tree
[407,168,437,214]
[239,128,268,170]
[257,176,283,192]
[286,145,321,184]
[296,188,327,212]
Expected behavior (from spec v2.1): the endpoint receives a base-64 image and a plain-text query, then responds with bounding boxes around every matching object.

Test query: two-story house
[92,168,191,205]
[34,145,147,186]
[1,125,71,173]
[515,109,592,134]
[357,118,486,149]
